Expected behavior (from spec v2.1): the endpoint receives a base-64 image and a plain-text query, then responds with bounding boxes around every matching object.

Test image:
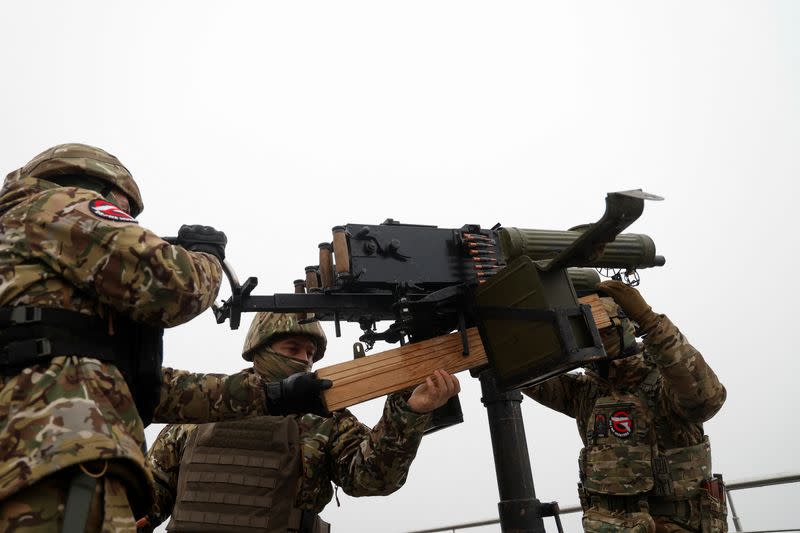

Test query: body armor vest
[579,370,713,500]
[168,417,329,533]
[0,306,163,425]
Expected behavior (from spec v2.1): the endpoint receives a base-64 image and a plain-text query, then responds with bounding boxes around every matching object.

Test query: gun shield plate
[475,256,606,390]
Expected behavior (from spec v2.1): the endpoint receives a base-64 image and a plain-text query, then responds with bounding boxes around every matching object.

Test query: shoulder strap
[61,471,98,533]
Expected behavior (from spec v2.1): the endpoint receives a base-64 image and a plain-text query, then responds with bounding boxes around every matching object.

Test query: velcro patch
[609,410,633,438]
[88,199,137,223]
[594,414,608,438]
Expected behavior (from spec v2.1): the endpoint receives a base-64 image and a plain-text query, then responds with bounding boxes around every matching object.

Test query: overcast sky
[2,2,798,532]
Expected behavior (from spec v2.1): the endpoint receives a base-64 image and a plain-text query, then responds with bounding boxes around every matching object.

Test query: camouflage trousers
[582,495,727,533]
[0,466,136,533]
[582,509,694,533]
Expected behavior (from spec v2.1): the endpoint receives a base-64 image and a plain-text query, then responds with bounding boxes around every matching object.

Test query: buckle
[10,307,42,325]
[6,338,52,365]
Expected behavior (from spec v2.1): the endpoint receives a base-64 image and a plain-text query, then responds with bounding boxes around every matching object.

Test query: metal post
[725,488,743,532]
[478,368,546,533]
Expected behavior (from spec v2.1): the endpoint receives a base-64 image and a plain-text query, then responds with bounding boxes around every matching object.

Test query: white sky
[2,2,798,532]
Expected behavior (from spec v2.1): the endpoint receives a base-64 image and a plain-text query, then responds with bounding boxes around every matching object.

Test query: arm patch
[88,199,138,223]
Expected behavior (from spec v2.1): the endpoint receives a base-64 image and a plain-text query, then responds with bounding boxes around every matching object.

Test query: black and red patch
[609,410,634,438]
[88,199,137,223]
[594,414,608,438]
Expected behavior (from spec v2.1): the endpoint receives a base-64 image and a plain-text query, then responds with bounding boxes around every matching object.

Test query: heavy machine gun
[213,189,663,390]
[208,189,664,533]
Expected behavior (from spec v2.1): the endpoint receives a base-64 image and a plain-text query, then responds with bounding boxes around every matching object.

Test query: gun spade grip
[499,228,661,269]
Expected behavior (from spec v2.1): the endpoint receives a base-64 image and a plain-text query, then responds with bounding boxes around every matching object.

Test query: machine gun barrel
[498,228,664,269]
[499,189,665,270]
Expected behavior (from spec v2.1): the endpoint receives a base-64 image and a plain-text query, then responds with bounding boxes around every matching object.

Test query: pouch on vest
[699,474,728,533]
[582,509,656,533]
[580,394,654,495]
[656,436,713,499]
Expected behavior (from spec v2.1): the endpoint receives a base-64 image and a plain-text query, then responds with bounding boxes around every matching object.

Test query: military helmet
[242,312,327,362]
[20,143,144,217]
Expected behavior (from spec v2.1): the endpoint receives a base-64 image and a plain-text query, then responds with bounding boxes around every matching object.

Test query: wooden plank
[578,293,612,330]
[317,327,488,411]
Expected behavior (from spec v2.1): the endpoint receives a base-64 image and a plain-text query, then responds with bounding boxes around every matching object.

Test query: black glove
[264,372,333,417]
[175,224,227,261]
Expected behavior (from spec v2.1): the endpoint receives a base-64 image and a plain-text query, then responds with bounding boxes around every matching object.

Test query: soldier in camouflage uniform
[144,312,461,532]
[523,281,728,533]
[0,144,329,532]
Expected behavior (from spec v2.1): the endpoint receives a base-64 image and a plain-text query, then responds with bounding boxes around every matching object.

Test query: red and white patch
[609,410,633,438]
[88,199,137,223]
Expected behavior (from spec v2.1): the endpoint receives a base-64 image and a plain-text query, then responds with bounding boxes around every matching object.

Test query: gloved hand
[176,224,227,261]
[264,372,333,416]
[596,280,653,322]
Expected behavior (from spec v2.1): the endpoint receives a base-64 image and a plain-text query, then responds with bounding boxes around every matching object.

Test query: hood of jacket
[0,170,59,217]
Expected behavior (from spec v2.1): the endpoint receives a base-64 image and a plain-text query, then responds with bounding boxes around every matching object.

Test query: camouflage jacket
[0,176,268,507]
[146,385,431,527]
[524,313,726,454]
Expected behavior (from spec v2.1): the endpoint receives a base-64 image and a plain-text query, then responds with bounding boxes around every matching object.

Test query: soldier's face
[270,335,317,364]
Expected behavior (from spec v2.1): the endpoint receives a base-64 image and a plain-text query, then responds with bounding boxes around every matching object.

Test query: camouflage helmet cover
[19,143,144,217]
[242,312,327,362]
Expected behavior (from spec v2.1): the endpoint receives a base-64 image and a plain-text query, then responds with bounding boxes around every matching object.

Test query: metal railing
[404,473,800,533]
[725,473,800,532]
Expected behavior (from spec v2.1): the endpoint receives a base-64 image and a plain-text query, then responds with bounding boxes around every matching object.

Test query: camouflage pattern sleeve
[522,372,590,419]
[0,357,153,506]
[145,423,198,528]
[642,314,726,422]
[153,367,268,424]
[327,392,431,497]
[21,188,222,327]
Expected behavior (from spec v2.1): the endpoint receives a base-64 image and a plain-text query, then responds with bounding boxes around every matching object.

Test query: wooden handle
[578,293,612,330]
[317,328,488,411]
